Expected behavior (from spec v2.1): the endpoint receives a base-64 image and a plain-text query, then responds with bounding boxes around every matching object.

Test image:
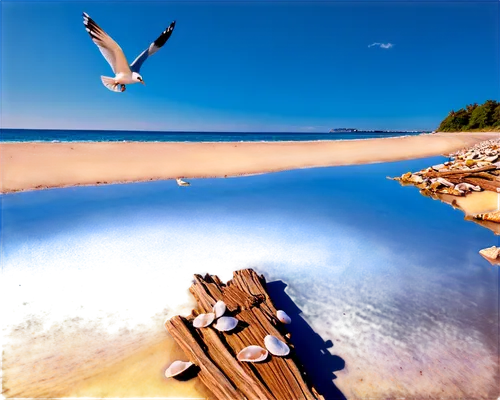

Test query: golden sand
[2,294,208,398]
[1,132,498,193]
[452,190,500,215]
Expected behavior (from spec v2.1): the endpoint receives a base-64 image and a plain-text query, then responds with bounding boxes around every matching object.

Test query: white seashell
[176,178,190,186]
[436,177,454,188]
[431,164,445,171]
[276,310,291,324]
[264,335,290,357]
[479,246,500,261]
[455,182,481,192]
[213,300,226,319]
[165,360,194,378]
[193,313,215,328]
[237,345,268,362]
[214,316,238,332]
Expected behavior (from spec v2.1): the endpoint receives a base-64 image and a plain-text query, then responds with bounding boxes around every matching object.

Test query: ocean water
[0,128,424,143]
[1,157,499,398]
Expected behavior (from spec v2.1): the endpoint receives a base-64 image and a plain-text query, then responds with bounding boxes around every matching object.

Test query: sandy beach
[1,132,498,193]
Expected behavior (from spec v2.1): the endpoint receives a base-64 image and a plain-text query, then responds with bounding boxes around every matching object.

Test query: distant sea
[0,128,424,143]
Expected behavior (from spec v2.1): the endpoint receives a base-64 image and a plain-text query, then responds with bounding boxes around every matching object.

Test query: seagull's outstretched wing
[82,12,131,75]
[130,21,176,73]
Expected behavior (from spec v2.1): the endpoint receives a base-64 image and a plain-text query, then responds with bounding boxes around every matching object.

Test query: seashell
[213,300,226,319]
[455,183,481,192]
[436,177,454,188]
[193,313,215,328]
[277,310,291,324]
[431,164,445,171]
[479,246,500,260]
[165,360,194,378]
[214,316,238,332]
[237,345,268,362]
[264,335,290,357]
[485,155,498,163]
[176,178,190,186]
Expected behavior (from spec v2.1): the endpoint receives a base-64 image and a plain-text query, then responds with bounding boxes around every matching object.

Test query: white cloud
[368,42,394,49]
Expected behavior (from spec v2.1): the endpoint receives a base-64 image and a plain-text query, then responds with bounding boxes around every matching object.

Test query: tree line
[437,100,500,131]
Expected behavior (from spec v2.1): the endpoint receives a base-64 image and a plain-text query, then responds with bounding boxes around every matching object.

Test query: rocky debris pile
[391,139,500,197]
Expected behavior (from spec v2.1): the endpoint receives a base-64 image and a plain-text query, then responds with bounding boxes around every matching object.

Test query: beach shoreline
[1,131,497,193]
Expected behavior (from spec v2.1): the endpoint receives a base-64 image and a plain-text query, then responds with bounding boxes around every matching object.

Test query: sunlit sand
[2,310,210,398]
[1,132,497,193]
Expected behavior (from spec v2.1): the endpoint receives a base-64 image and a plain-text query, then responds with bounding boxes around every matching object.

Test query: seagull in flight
[82,13,176,92]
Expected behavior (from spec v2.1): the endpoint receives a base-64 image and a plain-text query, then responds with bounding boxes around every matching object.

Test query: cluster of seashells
[165,301,292,378]
[449,139,500,165]
[394,139,500,196]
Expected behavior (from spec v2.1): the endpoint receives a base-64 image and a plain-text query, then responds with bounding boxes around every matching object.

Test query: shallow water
[1,157,499,398]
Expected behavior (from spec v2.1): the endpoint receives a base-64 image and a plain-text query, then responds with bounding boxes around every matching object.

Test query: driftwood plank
[165,269,324,400]
[424,165,498,179]
[166,316,245,399]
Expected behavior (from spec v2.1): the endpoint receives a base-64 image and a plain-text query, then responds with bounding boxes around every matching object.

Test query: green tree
[468,100,497,129]
[493,104,500,127]
[438,100,500,131]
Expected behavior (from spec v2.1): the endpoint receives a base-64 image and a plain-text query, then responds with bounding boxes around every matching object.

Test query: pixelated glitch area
[0,263,229,325]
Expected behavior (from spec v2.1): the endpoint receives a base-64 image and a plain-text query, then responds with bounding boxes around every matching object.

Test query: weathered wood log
[469,172,497,180]
[165,269,324,400]
[424,164,497,178]
[463,177,500,192]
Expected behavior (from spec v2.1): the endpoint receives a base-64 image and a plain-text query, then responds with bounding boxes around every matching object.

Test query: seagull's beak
[140,80,146,85]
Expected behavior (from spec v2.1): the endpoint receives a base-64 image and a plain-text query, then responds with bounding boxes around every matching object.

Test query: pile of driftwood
[165,269,324,400]
[392,139,500,265]
[392,138,500,197]
[391,139,500,222]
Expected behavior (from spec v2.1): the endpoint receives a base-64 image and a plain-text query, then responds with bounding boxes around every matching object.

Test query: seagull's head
[132,72,145,85]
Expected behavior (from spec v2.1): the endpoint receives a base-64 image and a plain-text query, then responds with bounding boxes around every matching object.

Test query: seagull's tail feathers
[100,76,121,92]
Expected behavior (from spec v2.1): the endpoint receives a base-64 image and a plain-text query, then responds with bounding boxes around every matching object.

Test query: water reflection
[2,157,499,398]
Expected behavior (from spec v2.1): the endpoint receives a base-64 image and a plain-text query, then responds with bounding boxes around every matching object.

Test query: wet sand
[2,318,211,398]
[1,131,498,193]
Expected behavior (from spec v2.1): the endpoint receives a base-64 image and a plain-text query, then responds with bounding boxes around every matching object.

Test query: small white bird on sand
[82,12,176,92]
[176,178,190,187]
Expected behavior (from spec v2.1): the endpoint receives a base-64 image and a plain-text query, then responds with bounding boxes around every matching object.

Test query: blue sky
[1,1,499,132]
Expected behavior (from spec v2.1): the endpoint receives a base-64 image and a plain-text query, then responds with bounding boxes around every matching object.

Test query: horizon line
[0,127,433,134]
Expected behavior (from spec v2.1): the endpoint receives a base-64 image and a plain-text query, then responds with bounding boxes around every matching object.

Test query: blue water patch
[2,157,499,397]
